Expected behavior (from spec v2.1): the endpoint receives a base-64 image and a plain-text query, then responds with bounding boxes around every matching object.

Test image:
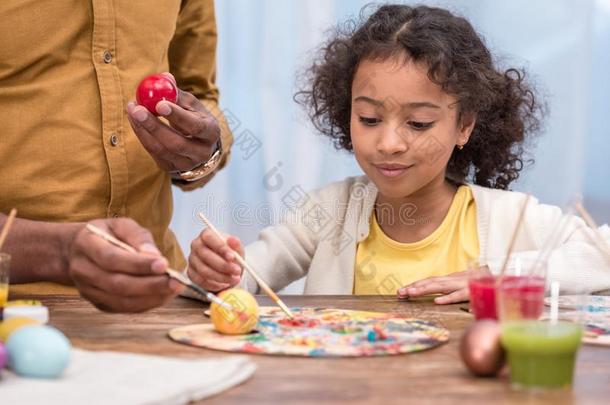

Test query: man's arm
[168,0,234,190]
[0,213,184,312]
[126,1,233,190]
[0,213,80,284]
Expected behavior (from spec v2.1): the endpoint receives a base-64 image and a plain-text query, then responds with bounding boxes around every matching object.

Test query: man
[0,0,232,312]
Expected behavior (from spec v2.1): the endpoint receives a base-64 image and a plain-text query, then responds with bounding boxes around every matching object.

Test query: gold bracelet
[176,140,223,182]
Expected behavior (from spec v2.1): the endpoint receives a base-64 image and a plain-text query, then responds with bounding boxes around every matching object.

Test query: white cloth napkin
[0,349,256,405]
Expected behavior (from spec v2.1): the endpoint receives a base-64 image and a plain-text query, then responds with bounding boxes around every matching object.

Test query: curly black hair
[295,4,545,190]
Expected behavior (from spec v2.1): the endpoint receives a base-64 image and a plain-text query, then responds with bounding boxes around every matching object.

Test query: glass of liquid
[500,282,583,390]
[0,253,10,312]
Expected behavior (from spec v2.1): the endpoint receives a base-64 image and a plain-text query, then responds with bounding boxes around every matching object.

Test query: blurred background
[171,0,610,292]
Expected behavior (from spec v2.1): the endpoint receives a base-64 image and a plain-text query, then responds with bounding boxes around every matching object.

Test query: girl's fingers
[396,269,478,300]
[398,277,443,297]
[190,268,232,293]
[198,245,240,276]
[188,253,236,285]
[400,276,444,291]
[200,229,227,250]
[188,230,243,293]
[192,230,230,264]
[187,263,232,292]
[434,288,470,305]
[200,230,236,261]
[400,277,467,297]
[226,235,245,258]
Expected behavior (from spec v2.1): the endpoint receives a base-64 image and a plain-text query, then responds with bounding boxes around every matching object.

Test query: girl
[187,4,610,303]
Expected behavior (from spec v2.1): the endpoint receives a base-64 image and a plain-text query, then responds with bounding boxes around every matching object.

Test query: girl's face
[350,56,475,200]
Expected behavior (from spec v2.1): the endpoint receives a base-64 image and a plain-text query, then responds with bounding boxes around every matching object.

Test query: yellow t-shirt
[354,186,479,295]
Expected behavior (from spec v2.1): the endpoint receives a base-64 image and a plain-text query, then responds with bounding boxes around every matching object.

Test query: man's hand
[397,265,492,305]
[68,218,184,312]
[126,72,220,173]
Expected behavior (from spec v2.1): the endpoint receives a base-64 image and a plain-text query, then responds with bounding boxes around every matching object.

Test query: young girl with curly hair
[187,4,610,302]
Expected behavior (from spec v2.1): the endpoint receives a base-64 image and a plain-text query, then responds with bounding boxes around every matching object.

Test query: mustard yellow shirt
[0,0,233,271]
[354,186,479,295]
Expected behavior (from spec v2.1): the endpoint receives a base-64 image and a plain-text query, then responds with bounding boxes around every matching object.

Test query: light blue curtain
[171,0,610,291]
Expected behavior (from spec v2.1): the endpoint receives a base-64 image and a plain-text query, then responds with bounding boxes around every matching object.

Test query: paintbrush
[0,208,17,252]
[528,205,577,277]
[497,195,531,284]
[85,224,235,311]
[196,212,295,319]
[574,201,610,265]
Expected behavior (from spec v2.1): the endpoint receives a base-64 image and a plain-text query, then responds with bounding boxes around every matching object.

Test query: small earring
[457,144,464,150]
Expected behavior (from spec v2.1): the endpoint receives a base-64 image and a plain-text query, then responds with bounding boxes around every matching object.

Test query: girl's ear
[457,112,477,147]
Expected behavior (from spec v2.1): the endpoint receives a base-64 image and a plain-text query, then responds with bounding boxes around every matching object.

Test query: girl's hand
[187,229,244,292]
[397,265,491,305]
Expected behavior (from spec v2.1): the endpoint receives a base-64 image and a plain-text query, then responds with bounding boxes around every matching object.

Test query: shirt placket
[91,0,128,219]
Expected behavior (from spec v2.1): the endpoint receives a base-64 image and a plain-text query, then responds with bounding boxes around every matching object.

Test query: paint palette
[544,295,610,312]
[583,323,610,346]
[169,307,449,357]
[542,296,610,346]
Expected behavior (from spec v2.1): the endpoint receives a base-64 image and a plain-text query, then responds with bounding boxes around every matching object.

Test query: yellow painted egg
[210,288,259,335]
[0,317,40,343]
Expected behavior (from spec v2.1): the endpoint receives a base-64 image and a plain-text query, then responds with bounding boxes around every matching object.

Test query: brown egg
[460,320,505,377]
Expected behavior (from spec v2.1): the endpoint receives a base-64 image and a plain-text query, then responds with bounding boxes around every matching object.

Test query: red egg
[136,74,178,115]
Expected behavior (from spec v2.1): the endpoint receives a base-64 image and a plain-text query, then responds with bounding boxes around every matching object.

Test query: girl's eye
[408,121,434,130]
[359,116,381,126]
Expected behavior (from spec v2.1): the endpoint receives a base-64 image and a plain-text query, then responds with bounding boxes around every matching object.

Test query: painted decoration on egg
[169,307,449,357]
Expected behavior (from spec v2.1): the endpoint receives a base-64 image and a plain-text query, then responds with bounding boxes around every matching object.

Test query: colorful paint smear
[169,307,450,357]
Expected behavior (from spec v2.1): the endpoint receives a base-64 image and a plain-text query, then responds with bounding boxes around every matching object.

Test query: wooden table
[10,293,610,404]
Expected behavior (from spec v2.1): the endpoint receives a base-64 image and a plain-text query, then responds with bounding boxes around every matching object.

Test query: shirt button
[109,134,118,146]
[103,50,112,63]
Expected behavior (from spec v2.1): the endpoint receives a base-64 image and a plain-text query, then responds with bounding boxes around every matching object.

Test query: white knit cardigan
[239,176,610,295]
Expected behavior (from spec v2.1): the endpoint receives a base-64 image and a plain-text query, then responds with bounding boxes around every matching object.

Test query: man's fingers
[160,72,177,86]
[70,257,177,313]
[72,255,174,297]
[69,218,185,313]
[82,234,162,276]
[80,219,167,275]
[156,100,220,143]
[174,87,201,111]
[127,105,204,165]
[128,100,209,156]
[126,109,191,171]
[80,284,175,313]
[106,218,155,252]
